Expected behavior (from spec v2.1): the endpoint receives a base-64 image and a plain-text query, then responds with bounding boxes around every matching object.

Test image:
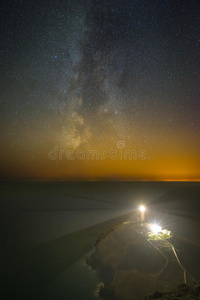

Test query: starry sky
[0,0,200,180]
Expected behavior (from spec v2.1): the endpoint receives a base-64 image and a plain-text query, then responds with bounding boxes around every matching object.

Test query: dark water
[3,209,131,248]
[1,181,200,299]
[40,249,103,300]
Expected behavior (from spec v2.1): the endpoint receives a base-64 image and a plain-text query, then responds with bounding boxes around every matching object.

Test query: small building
[162,229,171,236]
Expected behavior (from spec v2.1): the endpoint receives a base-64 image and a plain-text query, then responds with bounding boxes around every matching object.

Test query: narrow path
[171,245,187,284]
[131,226,169,278]
[131,224,196,283]
[159,235,196,284]
[147,238,169,278]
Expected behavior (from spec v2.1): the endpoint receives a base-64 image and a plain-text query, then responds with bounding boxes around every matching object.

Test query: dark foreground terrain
[0,181,200,299]
[146,283,200,299]
[88,219,200,300]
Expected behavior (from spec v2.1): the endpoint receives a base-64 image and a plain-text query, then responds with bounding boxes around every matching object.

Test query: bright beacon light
[139,205,145,212]
[150,224,162,234]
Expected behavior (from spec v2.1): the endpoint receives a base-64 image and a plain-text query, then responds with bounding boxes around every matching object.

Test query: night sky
[0,0,200,180]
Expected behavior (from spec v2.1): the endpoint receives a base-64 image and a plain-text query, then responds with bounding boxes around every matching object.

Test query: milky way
[0,0,200,180]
